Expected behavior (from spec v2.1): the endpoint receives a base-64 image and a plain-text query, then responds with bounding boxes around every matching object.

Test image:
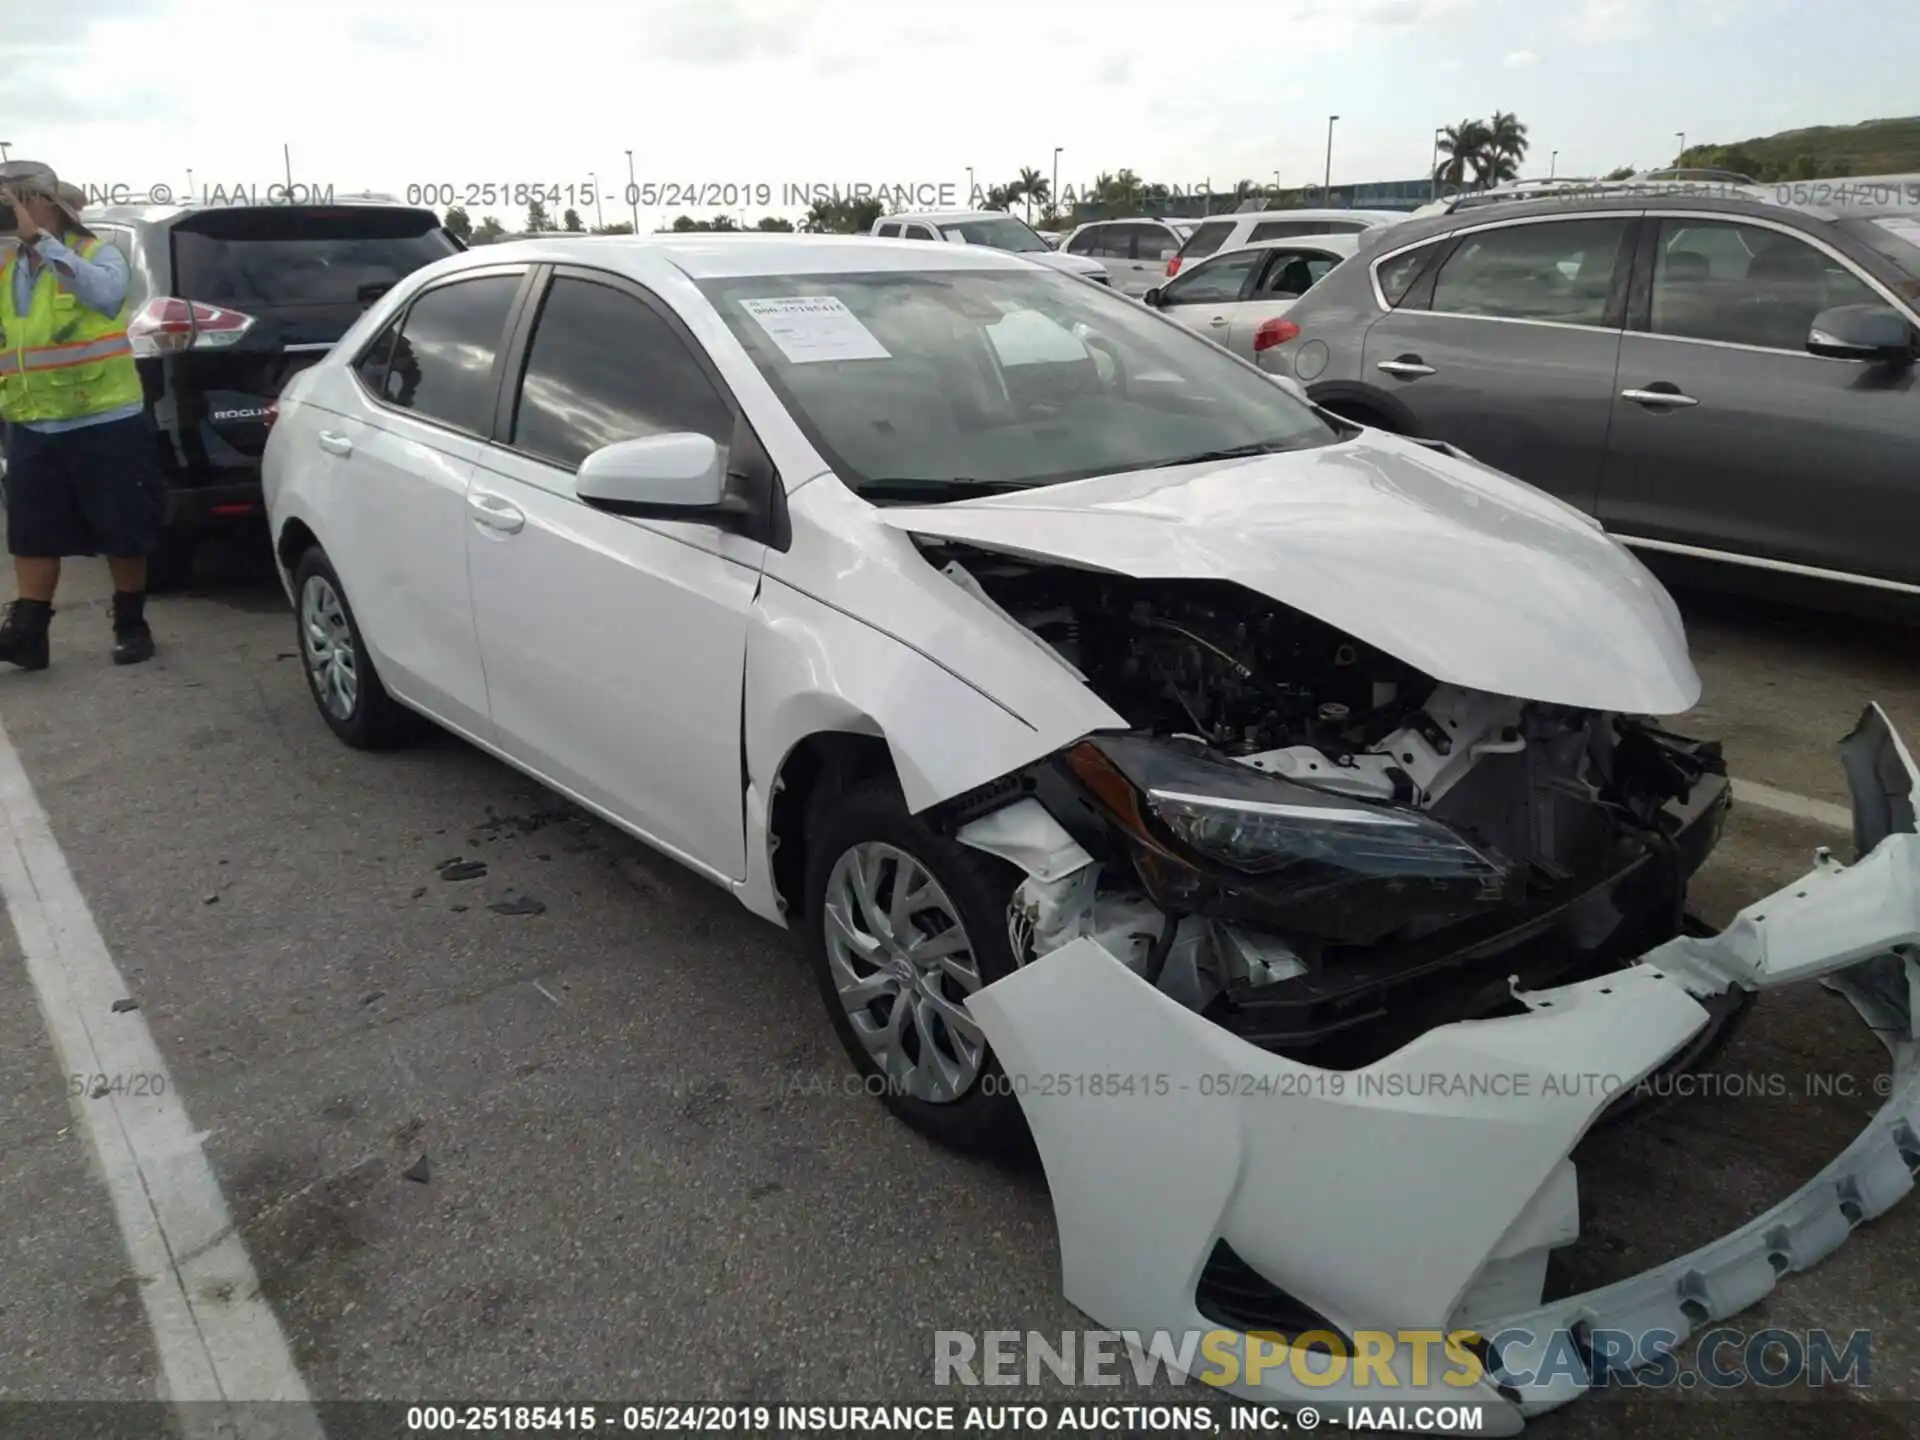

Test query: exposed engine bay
[928,544,1735,1070]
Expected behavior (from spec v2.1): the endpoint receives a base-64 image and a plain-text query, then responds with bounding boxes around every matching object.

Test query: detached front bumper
[967,705,1920,1435]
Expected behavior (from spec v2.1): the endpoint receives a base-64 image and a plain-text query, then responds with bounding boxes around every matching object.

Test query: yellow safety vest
[0,234,143,424]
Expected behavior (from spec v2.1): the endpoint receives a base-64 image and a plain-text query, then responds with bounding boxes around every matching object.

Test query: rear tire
[804,778,1031,1155]
[291,546,419,749]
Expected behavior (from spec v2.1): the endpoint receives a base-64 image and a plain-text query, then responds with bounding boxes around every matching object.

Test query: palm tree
[1018,167,1048,220]
[1484,111,1530,186]
[1231,178,1260,202]
[1111,168,1143,211]
[1434,119,1490,191]
[985,182,1015,212]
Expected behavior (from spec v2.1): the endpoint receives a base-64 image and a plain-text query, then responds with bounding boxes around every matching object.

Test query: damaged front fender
[967,705,1920,1431]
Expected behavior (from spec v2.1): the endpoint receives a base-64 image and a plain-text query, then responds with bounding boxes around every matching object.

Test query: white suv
[1166,208,1406,277]
[1059,218,1194,295]
[872,210,1111,283]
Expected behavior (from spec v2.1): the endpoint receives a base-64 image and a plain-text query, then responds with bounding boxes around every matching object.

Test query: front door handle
[468,492,525,534]
[1621,386,1700,408]
[1377,356,1435,377]
[316,431,353,457]
[1208,316,1230,328]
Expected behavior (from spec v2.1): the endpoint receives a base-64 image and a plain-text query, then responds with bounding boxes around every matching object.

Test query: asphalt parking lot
[2,538,1918,1439]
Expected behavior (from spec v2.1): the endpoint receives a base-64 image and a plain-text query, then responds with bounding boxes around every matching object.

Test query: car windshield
[938,217,1052,253]
[700,268,1337,498]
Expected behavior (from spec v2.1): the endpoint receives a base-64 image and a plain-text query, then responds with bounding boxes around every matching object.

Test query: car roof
[1356,189,1852,254]
[1198,208,1405,226]
[81,201,442,228]
[1186,234,1362,268]
[887,211,1030,225]
[1232,233,1363,253]
[466,232,1051,278]
[1070,216,1193,229]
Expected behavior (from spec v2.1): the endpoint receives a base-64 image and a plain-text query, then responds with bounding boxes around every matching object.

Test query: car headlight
[1145,787,1501,880]
[1059,735,1514,944]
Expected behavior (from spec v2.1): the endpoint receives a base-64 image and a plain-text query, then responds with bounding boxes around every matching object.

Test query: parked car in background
[79,199,462,586]
[872,210,1110,283]
[1268,191,1920,604]
[1140,234,1359,360]
[1167,208,1404,277]
[1060,217,1195,294]
[1034,230,1067,249]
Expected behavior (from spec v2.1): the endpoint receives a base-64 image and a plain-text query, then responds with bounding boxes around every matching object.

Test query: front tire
[804,779,1030,1154]
[292,546,417,749]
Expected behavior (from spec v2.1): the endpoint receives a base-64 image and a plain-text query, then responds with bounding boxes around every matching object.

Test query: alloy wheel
[300,574,360,721]
[821,842,989,1103]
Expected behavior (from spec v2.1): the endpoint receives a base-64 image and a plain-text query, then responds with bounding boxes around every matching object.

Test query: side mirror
[1142,287,1164,308]
[1807,304,1917,364]
[575,433,741,525]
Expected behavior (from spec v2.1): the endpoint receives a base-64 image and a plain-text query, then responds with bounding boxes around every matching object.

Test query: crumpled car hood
[876,433,1701,715]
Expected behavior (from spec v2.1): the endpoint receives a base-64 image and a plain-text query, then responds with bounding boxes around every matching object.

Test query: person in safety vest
[0,160,161,670]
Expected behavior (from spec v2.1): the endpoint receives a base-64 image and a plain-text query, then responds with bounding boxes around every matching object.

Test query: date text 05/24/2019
[405,181,970,211]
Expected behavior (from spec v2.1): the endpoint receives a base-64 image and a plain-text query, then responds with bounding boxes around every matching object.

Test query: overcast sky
[7,0,1916,226]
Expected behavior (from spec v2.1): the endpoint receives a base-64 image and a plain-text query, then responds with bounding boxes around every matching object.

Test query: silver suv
[1269,192,1920,604]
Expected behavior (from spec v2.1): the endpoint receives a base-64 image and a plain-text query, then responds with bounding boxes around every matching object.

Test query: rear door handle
[1621,386,1700,408]
[467,491,525,534]
[1377,357,1435,377]
[316,431,353,457]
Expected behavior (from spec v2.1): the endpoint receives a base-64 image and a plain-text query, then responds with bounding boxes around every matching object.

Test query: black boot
[0,598,53,671]
[111,590,156,666]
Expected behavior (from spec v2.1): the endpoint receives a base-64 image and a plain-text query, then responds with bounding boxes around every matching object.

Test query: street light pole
[1052,146,1062,221]
[0,141,11,163]
[1549,150,1558,179]
[1675,131,1686,163]
[590,173,603,229]
[966,166,975,207]
[1431,126,1445,200]
[1324,115,1339,200]
[626,150,638,231]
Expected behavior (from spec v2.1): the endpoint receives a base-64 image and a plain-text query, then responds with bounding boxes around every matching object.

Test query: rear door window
[169,208,459,344]
[875,223,902,237]
[1178,221,1235,262]
[1133,225,1182,263]
[378,273,522,433]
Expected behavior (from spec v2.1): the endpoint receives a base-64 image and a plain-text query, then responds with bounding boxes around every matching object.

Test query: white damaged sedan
[263,234,1920,1431]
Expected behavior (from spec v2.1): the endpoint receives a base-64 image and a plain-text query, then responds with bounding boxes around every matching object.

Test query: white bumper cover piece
[967,706,1920,1434]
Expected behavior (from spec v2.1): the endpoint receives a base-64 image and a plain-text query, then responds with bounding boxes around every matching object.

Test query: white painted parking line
[0,716,323,1440]
[1732,778,1854,832]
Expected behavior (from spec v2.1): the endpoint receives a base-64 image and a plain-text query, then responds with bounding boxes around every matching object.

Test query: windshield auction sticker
[740,295,892,364]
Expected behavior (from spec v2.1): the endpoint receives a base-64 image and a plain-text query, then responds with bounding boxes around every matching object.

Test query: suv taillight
[127,297,257,357]
[1254,318,1301,352]
[1166,255,1183,276]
